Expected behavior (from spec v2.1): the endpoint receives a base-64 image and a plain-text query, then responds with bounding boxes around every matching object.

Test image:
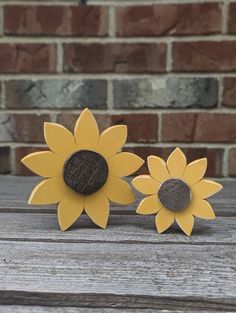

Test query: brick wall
[0,0,236,177]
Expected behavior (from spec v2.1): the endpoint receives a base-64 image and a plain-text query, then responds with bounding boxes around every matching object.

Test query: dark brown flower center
[63,150,109,195]
[158,178,191,212]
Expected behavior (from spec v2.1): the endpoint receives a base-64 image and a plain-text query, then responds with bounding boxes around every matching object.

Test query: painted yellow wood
[183,158,207,185]
[29,177,68,205]
[21,151,64,178]
[58,190,84,231]
[188,198,215,220]
[22,108,143,231]
[155,207,174,233]
[191,180,223,199]
[166,147,187,178]
[136,194,160,215]
[175,210,194,236]
[102,176,135,204]
[108,152,144,177]
[132,175,161,195]
[44,122,76,157]
[84,191,110,229]
[96,125,127,158]
[74,108,99,150]
[132,148,223,236]
[147,155,170,182]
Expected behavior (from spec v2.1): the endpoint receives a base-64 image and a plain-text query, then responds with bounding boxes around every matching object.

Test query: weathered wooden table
[0,176,235,312]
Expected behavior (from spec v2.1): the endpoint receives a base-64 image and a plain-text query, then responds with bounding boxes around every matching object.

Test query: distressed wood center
[158,178,191,212]
[63,150,109,195]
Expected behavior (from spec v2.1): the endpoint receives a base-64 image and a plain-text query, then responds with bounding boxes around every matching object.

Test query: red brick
[229,148,236,176]
[0,113,51,142]
[0,44,56,73]
[64,43,167,73]
[125,146,223,177]
[4,5,108,37]
[162,113,236,143]
[228,3,236,33]
[13,146,47,176]
[222,77,236,107]
[57,113,158,143]
[116,3,221,37]
[173,41,236,72]
[111,114,158,143]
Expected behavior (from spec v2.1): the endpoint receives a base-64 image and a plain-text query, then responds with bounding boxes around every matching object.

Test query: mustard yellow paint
[167,147,187,178]
[58,191,84,231]
[102,176,135,204]
[191,179,223,199]
[132,175,161,195]
[108,152,144,177]
[136,194,160,215]
[155,207,174,234]
[44,123,76,157]
[183,158,207,185]
[96,125,127,158]
[74,108,99,150]
[147,155,170,182]
[22,151,64,178]
[132,147,223,236]
[84,191,109,229]
[22,108,143,231]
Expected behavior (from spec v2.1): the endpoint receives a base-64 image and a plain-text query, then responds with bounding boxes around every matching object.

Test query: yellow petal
[29,177,68,205]
[44,123,76,157]
[191,180,223,199]
[74,108,99,150]
[136,194,161,215]
[58,191,84,231]
[175,210,194,236]
[183,158,207,185]
[132,175,160,195]
[96,125,127,158]
[147,155,170,182]
[84,191,109,229]
[102,176,135,204]
[108,152,144,177]
[188,198,215,220]
[21,151,64,178]
[167,148,187,178]
[155,207,174,233]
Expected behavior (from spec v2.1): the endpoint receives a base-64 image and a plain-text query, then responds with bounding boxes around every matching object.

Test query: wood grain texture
[0,306,230,313]
[0,213,234,244]
[0,177,235,216]
[0,176,235,311]
[0,241,235,310]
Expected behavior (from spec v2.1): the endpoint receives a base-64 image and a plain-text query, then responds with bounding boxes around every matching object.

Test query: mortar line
[108,5,115,38]
[1,35,236,43]
[3,142,236,149]
[222,0,230,34]
[223,146,229,177]
[1,73,236,80]
[1,107,236,114]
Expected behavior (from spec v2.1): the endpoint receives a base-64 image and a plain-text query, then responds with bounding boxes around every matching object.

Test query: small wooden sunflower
[132,148,222,236]
[22,109,144,231]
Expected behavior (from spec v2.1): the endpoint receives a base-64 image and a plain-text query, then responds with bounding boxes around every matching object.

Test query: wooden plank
[0,306,230,313]
[0,177,235,216]
[0,241,235,310]
[0,213,235,244]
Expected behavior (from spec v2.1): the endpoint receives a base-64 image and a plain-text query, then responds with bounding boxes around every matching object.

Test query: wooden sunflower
[132,148,223,236]
[22,109,144,231]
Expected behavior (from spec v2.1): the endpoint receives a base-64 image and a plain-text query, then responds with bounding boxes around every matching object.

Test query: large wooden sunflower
[132,148,223,236]
[22,109,144,231]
